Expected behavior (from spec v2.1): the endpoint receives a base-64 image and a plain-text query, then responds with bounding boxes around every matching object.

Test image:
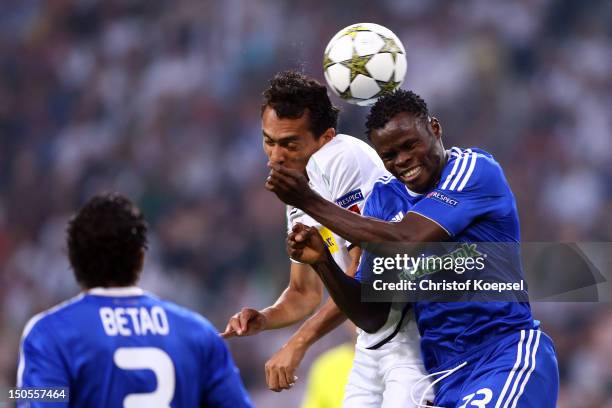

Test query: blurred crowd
[1,0,611,406]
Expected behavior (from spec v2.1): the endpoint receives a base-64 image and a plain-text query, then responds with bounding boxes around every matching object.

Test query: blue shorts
[434,329,559,408]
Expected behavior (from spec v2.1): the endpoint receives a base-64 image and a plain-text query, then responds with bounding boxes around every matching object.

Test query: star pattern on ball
[375,79,402,98]
[340,51,374,82]
[379,36,403,62]
[342,25,371,39]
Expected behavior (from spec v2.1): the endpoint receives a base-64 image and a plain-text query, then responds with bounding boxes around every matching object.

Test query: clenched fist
[265,340,306,392]
[287,223,329,264]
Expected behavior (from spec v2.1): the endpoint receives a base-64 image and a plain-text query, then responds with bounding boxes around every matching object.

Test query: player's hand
[265,163,317,207]
[220,308,267,338]
[287,223,329,264]
[265,340,306,392]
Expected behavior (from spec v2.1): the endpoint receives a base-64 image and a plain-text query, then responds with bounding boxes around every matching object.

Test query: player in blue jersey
[267,89,559,407]
[17,193,253,408]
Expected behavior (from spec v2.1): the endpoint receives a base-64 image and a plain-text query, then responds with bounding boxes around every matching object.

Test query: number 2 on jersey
[114,347,175,407]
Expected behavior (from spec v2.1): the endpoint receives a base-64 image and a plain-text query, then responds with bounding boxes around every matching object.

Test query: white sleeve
[307,146,368,213]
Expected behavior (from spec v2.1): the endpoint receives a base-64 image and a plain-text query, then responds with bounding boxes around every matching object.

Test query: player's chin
[403,175,427,194]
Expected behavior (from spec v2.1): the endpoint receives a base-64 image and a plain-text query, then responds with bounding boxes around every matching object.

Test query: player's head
[366,89,446,193]
[261,70,339,171]
[67,193,148,289]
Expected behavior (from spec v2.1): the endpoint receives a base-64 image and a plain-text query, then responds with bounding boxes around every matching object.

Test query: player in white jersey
[221,71,432,407]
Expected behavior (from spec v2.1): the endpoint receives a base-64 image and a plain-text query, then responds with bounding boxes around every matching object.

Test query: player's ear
[317,127,335,147]
[429,117,442,139]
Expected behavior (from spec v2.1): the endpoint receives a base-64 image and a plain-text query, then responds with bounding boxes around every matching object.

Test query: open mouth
[399,165,422,183]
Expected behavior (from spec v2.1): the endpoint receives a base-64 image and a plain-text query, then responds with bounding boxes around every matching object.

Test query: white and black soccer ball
[323,23,407,106]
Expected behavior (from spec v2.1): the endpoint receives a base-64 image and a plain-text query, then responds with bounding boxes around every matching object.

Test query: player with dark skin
[266,109,451,332]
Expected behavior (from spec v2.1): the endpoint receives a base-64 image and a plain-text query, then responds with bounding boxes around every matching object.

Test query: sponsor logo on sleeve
[427,191,459,207]
[335,189,364,209]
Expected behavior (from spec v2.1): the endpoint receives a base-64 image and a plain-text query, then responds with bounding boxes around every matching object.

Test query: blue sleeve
[17,318,69,408]
[199,329,253,407]
[410,153,510,236]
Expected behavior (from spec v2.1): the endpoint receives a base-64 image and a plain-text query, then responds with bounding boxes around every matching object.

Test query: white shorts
[342,320,433,408]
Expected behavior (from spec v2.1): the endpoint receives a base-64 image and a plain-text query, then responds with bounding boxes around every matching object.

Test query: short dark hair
[67,193,148,288]
[262,70,339,138]
[365,89,429,139]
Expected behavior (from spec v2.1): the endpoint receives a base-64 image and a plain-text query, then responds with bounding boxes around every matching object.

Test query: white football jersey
[286,134,414,348]
[286,134,387,271]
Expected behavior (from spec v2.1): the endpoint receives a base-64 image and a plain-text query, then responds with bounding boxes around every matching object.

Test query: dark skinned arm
[266,163,450,246]
[287,223,390,333]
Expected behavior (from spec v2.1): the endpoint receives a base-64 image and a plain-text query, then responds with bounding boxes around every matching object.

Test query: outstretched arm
[287,223,390,334]
[221,261,322,338]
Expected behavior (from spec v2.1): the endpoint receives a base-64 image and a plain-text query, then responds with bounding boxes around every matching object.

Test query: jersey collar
[405,185,423,197]
[87,286,144,297]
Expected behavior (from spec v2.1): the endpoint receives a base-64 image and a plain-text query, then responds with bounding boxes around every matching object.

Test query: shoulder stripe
[448,149,472,191]
[374,175,395,186]
[440,150,463,189]
[456,152,478,191]
[17,293,85,386]
[20,294,85,341]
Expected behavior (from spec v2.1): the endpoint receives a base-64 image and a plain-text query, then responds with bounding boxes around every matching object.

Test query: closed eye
[403,140,417,150]
[380,152,396,161]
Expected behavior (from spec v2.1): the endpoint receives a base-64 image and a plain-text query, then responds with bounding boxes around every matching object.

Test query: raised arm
[266,164,448,245]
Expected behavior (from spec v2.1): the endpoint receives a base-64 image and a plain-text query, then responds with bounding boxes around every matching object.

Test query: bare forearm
[312,251,390,333]
[287,297,347,349]
[261,287,320,330]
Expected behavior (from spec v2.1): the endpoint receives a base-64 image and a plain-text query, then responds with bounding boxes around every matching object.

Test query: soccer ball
[323,23,407,106]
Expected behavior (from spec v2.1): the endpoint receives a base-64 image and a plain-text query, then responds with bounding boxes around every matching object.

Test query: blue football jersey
[357,148,535,372]
[17,287,253,408]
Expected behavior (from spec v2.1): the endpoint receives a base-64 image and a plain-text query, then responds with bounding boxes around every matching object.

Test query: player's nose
[395,150,412,169]
[269,146,286,165]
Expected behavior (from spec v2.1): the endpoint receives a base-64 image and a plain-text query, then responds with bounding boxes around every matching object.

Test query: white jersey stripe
[17,293,85,387]
[502,330,535,408]
[494,330,526,408]
[449,149,472,191]
[457,152,477,192]
[510,330,542,408]
[441,150,464,189]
